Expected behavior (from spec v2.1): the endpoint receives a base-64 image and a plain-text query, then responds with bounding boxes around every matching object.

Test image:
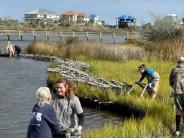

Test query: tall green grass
[26,37,180,137]
[47,59,176,137]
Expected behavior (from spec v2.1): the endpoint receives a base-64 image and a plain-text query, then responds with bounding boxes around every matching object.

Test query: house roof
[25,8,56,15]
[116,15,135,20]
[90,14,98,19]
[60,11,87,16]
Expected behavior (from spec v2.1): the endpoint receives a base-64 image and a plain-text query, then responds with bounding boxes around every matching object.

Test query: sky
[0,0,184,25]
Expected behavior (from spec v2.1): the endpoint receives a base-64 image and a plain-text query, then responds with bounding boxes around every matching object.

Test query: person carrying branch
[136,64,160,98]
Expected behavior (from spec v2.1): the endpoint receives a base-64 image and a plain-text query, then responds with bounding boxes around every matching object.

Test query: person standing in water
[6,41,14,57]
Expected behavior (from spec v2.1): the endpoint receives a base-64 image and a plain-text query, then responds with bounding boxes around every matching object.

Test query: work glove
[147,83,152,88]
[76,125,83,135]
[135,80,140,84]
[69,128,75,133]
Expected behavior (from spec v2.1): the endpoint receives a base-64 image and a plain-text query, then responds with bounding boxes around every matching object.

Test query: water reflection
[0,56,123,138]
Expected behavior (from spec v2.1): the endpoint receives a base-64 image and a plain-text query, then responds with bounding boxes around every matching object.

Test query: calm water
[0,56,122,138]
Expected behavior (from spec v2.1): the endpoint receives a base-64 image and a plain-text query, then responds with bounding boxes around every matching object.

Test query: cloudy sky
[0,0,184,25]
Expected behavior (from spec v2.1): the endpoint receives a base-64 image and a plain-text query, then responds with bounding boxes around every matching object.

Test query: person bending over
[136,64,160,98]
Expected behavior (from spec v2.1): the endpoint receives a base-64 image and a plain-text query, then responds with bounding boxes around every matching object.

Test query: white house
[24,8,59,21]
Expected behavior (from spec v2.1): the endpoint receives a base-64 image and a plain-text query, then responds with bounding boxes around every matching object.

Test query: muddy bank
[79,97,146,119]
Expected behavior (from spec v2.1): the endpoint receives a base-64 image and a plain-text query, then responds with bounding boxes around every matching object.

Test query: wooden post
[99,32,102,43]
[72,31,75,37]
[46,31,49,40]
[59,32,63,40]
[19,30,23,41]
[7,34,10,41]
[125,31,128,40]
[32,30,36,41]
[85,32,89,41]
[5,30,10,41]
[112,32,116,44]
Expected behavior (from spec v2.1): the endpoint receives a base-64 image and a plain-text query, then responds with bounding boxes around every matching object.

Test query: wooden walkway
[0,30,140,44]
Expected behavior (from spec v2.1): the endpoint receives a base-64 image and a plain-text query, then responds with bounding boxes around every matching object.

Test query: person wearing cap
[6,41,15,57]
[169,57,184,136]
[136,64,160,98]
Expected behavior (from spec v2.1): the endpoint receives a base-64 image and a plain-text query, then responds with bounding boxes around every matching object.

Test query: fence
[0,30,140,44]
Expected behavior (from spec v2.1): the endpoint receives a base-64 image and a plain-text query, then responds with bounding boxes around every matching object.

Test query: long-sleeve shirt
[139,68,159,83]
[52,95,84,129]
[27,103,62,138]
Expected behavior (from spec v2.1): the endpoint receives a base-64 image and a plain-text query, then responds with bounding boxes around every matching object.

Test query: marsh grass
[144,38,184,60]
[26,41,62,56]
[29,37,180,137]
[26,37,146,60]
[47,59,176,137]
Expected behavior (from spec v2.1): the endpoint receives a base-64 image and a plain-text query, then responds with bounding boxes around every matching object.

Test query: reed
[143,38,184,60]
[26,37,146,60]
[28,37,180,137]
[47,59,176,137]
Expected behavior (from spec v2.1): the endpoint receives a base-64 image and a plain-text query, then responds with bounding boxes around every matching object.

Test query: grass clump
[26,37,146,61]
[47,59,176,137]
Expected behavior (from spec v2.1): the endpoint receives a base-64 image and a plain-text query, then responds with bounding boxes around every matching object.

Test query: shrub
[143,17,184,41]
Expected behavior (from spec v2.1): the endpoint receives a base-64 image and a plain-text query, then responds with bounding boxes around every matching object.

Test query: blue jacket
[139,68,159,83]
[27,103,62,138]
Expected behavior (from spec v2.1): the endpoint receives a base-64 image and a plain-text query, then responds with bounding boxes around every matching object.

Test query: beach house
[116,15,136,28]
[60,11,89,25]
[24,8,59,22]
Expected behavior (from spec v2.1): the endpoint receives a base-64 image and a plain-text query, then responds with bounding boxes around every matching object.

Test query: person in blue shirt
[27,87,63,138]
[136,64,160,98]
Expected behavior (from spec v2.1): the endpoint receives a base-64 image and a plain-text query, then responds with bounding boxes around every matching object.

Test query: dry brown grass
[26,41,63,56]
[26,37,146,60]
[144,38,184,60]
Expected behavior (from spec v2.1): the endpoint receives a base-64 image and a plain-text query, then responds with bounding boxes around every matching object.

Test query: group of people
[27,78,84,138]
[27,57,184,137]
[136,57,184,136]
[6,41,21,57]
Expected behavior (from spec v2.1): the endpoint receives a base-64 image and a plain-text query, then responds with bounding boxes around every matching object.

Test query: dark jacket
[169,63,184,94]
[14,45,21,54]
[27,103,62,138]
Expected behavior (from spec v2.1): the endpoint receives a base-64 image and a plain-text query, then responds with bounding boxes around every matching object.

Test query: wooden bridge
[0,30,140,44]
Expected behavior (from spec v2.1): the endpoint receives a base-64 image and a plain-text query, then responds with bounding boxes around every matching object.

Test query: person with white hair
[6,41,15,57]
[169,57,184,136]
[27,87,63,138]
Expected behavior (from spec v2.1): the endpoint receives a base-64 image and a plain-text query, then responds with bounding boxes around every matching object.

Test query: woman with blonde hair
[52,78,85,138]
[27,87,63,138]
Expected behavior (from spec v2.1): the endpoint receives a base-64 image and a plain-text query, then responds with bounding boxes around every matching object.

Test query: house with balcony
[89,14,102,25]
[60,11,89,25]
[24,8,59,22]
[116,15,136,28]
